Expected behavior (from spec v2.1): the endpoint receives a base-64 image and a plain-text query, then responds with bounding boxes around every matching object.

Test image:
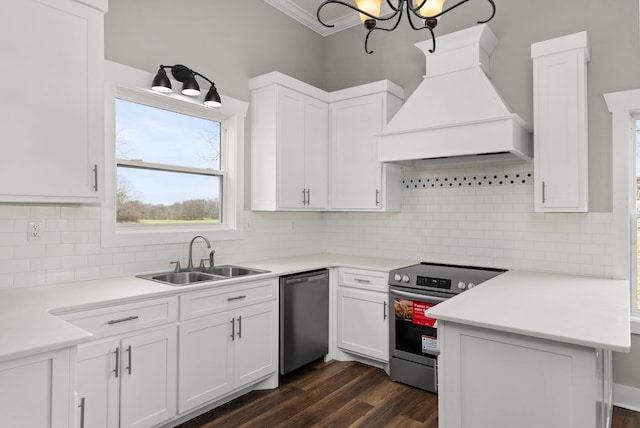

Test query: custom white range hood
[378,24,532,165]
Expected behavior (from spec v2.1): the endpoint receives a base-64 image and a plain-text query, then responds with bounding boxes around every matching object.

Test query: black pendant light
[151,64,221,107]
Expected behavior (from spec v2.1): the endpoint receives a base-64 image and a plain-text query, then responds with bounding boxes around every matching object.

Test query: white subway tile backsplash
[0,163,617,288]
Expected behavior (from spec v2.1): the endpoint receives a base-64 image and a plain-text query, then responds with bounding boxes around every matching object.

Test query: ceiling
[264,0,393,36]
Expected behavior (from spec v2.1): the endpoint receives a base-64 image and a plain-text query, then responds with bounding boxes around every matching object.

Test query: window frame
[606,89,640,332]
[101,61,247,247]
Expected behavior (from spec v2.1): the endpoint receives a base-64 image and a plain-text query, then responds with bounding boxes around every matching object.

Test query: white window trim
[101,60,247,246]
[605,88,640,333]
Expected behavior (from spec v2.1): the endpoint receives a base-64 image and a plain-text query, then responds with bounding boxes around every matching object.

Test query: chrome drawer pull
[78,397,86,428]
[107,315,139,325]
[113,348,119,378]
[354,278,371,284]
[227,295,247,302]
[125,345,132,375]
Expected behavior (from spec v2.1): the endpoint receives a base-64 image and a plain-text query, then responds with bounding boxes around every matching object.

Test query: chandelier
[316,0,496,54]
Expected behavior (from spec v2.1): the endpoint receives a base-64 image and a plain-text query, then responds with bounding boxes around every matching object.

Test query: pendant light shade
[151,68,172,93]
[354,0,381,27]
[150,64,221,107]
[181,73,200,96]
[419,0,447,17]
[204,86,222,108]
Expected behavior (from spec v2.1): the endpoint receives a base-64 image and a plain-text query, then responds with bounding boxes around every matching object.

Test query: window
[102,61,247,247]
[635,119,640,309]
[115,98,224,226]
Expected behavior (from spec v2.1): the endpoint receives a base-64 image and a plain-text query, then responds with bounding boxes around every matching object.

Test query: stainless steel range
[389,262,506,392]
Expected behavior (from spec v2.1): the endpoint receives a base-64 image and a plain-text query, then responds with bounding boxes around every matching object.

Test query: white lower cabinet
[0,348,74,428]
[438,321,610,428]
[76,325,177,428]
[178,280,278,414]
[336,268,389,362]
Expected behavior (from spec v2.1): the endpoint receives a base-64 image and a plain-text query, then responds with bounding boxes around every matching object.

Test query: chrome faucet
[187,235,211,269]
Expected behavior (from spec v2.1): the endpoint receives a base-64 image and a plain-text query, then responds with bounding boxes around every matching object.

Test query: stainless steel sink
[203,265,269,277]
[137,265,269,286]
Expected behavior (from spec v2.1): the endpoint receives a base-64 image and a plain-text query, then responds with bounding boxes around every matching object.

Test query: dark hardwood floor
[178,360,640,428]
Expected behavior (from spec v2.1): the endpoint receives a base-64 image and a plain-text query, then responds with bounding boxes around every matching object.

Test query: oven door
[389,288,448,364]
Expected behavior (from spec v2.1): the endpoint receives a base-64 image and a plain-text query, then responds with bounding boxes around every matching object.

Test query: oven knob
[468,282,476,289]
[394,273,402,282]
[401,275,410,283]
[457,281,466,290]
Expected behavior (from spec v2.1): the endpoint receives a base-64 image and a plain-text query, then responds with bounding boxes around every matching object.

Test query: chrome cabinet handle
[113,348,119,378]
[237,316,242,339]
[306,189,310,205]
[92,164,98,192]
[302,188,307,205]
[230,319,235,341]
[383,301,387,320]
[125,345,132,375]
[375,189,380,206]
[78,397,86,428]
[542,181,546,203]
[107,315,139,325]
[227,295,246,302]
[354,278,371,284]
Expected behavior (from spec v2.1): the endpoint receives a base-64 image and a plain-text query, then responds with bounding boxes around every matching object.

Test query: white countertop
[426,270,631,352]
[0,253,415,363]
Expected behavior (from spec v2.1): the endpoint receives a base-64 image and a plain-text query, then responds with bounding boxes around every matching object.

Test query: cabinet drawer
[180,279,277,321]
[338,268,388,292]
[59,297,178,339]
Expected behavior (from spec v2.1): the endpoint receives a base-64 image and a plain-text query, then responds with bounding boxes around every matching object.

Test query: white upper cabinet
[250,72,404,212]
[0,0,106,203]
[532,32,590,212]
[250,72,329,211]
[329,82,404,211]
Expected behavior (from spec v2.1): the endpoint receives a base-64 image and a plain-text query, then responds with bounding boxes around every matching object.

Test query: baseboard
[614,383,640,412]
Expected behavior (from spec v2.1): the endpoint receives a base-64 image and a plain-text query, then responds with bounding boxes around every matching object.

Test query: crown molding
[264,0,392,37]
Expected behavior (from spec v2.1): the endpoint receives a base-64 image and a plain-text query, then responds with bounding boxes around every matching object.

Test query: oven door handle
[391,289,448,304]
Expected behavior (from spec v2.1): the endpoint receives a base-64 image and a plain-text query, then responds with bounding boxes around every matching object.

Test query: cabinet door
[277,87,307,209]
[0,0,103,202]
[120,326,177,428]
[337,287,388,362]
[178,312,234,414]
[234,301,278,388]
[76,339,120,428]
[0,349,73,428]
[304,97,329,209]
[330,94,383,210]
[532,35,589,212]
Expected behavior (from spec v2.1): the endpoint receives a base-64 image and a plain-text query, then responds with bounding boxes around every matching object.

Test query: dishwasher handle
[282,273,328,285]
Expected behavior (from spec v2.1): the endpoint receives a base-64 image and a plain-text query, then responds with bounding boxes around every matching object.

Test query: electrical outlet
[28,221,42,241]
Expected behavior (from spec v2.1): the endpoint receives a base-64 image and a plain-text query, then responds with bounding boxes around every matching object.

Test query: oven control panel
[416,276,451,290]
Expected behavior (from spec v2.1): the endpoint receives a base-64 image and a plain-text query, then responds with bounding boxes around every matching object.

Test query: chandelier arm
[476,0,496,23]
[385,0,406,12]
[363,8,405,54]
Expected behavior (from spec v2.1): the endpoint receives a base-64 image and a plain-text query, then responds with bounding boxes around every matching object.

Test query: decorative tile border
[402,172,534,189]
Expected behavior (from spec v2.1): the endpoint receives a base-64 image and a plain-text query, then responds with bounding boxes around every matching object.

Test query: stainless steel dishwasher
[279,269,329,374]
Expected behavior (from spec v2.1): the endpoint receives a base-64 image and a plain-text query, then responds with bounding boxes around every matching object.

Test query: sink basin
[204,265,269,277]
[137,265,269,286]
[138,271,224,286]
